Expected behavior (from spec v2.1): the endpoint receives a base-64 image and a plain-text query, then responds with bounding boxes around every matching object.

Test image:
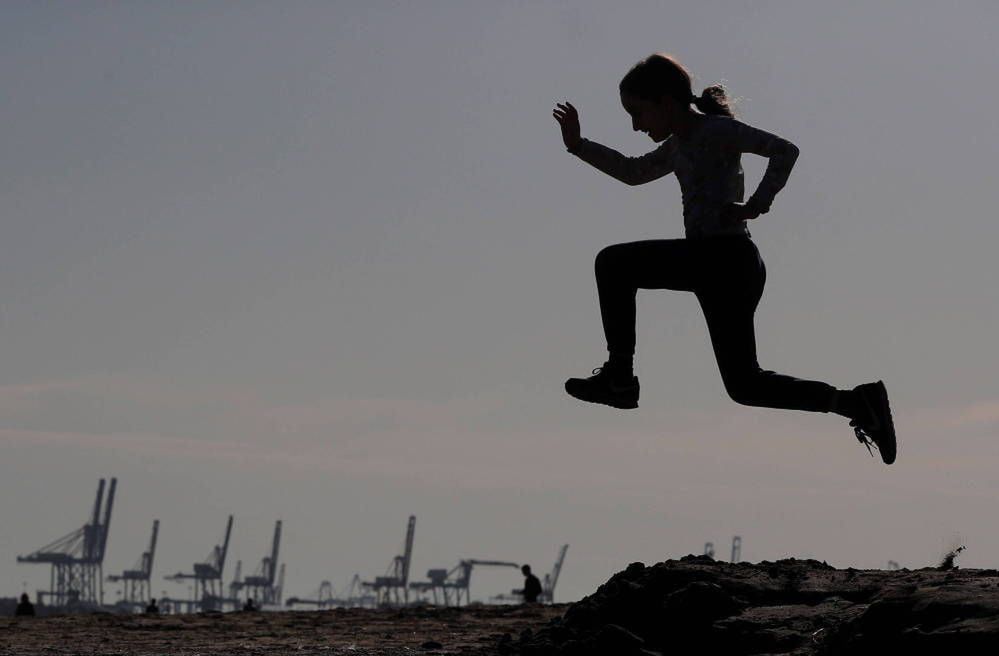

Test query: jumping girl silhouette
[553,53,897,464]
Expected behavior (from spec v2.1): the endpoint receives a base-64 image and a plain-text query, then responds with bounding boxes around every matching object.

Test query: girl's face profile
[620,92,671,142]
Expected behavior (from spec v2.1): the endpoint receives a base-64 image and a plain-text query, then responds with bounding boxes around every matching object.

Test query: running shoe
[850,380,897,465]
[565,364,640,410]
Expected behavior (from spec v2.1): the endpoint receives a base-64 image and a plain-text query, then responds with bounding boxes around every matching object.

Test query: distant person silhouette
[15,593,35,617]
[145,598,159,614]
[553,53,896,464]
[243,598,258,612]
[520,565,543,603]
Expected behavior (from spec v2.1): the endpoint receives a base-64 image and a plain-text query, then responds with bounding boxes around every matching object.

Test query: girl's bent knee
[723,377,761,407]
[727,388,757,407]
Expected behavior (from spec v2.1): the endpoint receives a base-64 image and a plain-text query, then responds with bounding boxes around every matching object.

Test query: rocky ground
[508,556,999,655]
[5,557,999,655]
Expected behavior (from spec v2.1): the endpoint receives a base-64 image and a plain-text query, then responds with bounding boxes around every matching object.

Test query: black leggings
[595,236,835,413]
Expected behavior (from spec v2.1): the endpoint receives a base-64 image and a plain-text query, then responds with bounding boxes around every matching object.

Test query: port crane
[165,515,233,611]
[412,559,521,606]
[539,544,568,603]
[230,520,283,607]
[286,580,335,609]
[107,519,159,609]
[17,478,117,608]
[362,515,415,606]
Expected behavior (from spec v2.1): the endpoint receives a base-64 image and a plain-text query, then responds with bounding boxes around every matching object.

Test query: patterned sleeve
[568,138,676,186]
[717,118,800,213]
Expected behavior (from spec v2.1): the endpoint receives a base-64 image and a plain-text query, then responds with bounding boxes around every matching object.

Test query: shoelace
[850,420,877,457]
[588,367,635,392]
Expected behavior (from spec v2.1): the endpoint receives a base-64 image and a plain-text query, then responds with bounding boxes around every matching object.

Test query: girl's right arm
[554,102,675,186]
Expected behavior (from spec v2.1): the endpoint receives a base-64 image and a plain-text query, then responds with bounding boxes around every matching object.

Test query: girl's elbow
[616,172,644,186]
[784,141,800,162]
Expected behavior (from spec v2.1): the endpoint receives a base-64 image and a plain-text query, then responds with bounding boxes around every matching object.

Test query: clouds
[3,368,999,601]
[0,370,888,489]
[945,401,999,429]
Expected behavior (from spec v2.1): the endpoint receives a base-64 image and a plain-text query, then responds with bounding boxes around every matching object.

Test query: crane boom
[218,515,234,573]
[401,515,416,585]
[268,521,282,584]
[548,545,568,597]
[98,478,117,561]
[145,520,160,577]
[86,479,105,561]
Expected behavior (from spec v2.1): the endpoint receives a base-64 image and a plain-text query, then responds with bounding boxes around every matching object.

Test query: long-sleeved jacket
[569,114,799,238]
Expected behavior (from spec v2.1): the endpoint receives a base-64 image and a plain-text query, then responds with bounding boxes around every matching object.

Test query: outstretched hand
[553,101,581,151]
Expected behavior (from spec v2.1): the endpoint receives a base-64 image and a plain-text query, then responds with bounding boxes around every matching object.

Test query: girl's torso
[671,115,749,239]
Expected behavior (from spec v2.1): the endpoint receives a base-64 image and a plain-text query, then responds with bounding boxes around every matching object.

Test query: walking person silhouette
[553,53,896,464]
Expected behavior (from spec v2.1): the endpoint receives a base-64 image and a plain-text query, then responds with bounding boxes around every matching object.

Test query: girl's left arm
[724,118,800,216]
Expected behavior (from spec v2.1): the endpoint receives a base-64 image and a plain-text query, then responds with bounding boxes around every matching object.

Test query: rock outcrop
[504,555,999,655]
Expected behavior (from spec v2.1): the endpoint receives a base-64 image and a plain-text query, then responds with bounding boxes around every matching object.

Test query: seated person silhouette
[519,565,543,603]
[15,593,36,617]
[243,597,258,612]
[145,598,160,614]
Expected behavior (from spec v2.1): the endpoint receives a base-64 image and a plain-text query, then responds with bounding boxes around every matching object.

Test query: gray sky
[3,1,999,604]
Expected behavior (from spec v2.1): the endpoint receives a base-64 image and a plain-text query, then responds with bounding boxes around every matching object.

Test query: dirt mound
[503,555,999,655]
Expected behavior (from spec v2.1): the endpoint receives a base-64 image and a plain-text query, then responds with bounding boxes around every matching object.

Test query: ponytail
[691,84,734,117]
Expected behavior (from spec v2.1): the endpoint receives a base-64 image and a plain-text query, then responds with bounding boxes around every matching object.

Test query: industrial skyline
[11,479,569,612]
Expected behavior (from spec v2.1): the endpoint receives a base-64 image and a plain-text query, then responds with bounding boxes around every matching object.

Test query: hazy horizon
[3,2,999,605]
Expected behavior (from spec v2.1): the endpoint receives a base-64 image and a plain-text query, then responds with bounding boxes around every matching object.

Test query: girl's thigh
[597,239,701,291]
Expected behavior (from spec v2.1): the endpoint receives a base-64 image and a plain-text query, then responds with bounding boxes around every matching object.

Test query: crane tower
[165,515,233,611]
[362,515,416,606]
[231,520,283,606]
[17,478,117,608]
[107,519,159,609]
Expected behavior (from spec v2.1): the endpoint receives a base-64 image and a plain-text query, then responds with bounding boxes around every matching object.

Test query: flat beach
[0,604,563,656]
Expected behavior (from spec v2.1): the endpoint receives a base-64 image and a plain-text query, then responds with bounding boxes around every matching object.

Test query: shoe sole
[874,380,897,464]
[564,381,639,410]
[864,380,897,465]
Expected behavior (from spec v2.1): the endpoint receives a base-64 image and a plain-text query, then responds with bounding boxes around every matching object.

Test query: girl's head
[619,53,733,141]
